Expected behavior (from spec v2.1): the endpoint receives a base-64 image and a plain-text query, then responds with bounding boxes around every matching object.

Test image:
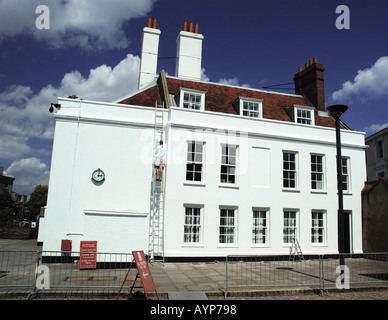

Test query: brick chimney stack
[293,57,325,111]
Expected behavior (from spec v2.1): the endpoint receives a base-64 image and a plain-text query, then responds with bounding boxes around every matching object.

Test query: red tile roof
[119,76,336,128]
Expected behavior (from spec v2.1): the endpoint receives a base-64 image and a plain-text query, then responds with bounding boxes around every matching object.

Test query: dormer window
[183,92,201,109]
[234,97,263,118]
[175,88,205,110]
[293,105,315,125]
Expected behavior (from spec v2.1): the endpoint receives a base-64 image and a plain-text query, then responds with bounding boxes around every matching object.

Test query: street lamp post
[326,104,348,271]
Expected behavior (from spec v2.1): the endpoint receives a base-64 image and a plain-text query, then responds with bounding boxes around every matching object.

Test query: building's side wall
[366,130,388,181]
[38,99,156,253]
[362,182,388,252]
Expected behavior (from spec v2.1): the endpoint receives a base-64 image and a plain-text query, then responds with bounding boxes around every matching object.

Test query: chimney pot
[152,18,157,29]
[183,21,188,31]
[313,56,318,63]
[147,17,152,28]
[189,22,194,33]
[194,23,199,34]
[298,66,303,72]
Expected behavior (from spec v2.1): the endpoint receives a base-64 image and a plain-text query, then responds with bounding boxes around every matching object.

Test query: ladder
[289,238,304,261]
[148,102,166,264]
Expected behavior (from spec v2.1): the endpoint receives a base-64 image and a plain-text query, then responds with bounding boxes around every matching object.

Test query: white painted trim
[83,208,148,217]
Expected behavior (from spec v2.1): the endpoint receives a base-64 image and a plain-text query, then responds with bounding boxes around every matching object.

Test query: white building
[38,19,366,259]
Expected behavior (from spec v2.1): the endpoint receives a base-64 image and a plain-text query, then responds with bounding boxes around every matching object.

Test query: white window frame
[176,88,206,110]
[341,157,351,193]
[220,144,238,185]
[252,208,269,246]
[283,209,298,245]
[283,151,298,190]
[219,207,237,245]
[311,210,326,245]
[294,105,315,125]
[311,154,326,191]
[235,97,263,119]
[183,205,203,245]
[185,141,204,183]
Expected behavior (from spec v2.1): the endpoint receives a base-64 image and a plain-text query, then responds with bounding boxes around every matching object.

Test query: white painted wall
[39,98,156,253]
[163,107,366,257]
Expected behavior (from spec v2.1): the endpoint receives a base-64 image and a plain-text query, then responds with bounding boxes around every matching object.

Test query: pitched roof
[119,73,336,129]
[362,178,388,194]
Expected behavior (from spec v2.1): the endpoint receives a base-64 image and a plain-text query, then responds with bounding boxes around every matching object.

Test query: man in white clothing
[154,140,165,181]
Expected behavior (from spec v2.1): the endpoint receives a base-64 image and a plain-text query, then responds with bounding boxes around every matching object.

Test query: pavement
[1,239,388,300]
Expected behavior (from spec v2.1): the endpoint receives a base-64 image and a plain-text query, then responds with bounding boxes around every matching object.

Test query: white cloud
[5,158,49,195]
[0,0,157,51]
[219,77,240,86]
[0,135,31,160]
[31,53,140,107]
[219,77,251,88]
[331,56,388,103]
[200,67,210,82]
[201,68,252,88]
[363,123,388,135]
[0,54,140,163]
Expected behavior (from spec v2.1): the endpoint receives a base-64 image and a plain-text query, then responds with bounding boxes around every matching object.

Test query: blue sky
[0,0,387,195]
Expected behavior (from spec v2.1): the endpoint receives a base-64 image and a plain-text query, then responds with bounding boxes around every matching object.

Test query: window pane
[186,142,203,182]
[184,207,201,243]
[341,157,349,191]
[311,155,324,190]
[283,152,297,188]
[311,211,324,243]
[252,210,267,244]
[296,108,312,125]
[182,93,202,109]
[187,152,194,162]
[220,145,237,184]
[283,211,297,244]
[219,209,235,244]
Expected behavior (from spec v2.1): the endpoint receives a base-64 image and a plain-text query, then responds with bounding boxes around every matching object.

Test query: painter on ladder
[154,140,165,181]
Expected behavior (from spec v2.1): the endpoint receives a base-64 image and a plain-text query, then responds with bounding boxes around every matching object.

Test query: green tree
[0,191,16,227]
[27,185,48,221]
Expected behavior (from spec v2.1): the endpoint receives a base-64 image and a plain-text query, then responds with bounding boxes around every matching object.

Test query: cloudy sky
[0,0,387,195]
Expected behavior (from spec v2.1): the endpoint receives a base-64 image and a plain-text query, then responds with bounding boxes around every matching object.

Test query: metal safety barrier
[225,253,388,297]
[2,250,388,299]
[0,250,135,298]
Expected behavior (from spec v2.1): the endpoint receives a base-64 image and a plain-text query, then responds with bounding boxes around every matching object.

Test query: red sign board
[132,251,157,296]
[61,239,72,251]
[79,241,97,270]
